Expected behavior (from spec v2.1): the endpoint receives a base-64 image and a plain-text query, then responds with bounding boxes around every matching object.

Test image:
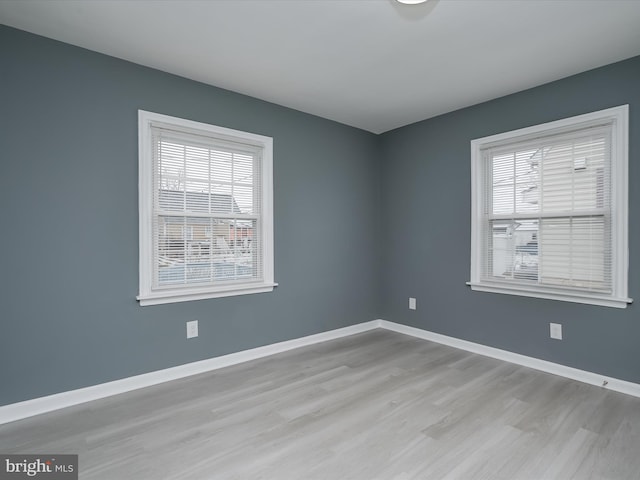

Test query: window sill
[466,281,632,309]
[138,282,278,306]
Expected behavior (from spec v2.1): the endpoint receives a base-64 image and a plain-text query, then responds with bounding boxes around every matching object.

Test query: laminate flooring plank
[1,330,640,479]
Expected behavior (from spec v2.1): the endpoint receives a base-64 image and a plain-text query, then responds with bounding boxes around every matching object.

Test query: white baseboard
[0,321,379,425]
[378,319,640,399]
[2,318,639,425]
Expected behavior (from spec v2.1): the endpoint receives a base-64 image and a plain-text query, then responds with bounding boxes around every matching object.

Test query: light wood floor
[2,330,640,479]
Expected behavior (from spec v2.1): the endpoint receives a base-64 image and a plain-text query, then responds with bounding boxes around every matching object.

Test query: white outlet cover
[186,320,198,339]
[409,297,416,310]
[550,322,562,340]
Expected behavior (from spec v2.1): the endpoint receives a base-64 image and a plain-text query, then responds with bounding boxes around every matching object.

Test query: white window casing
[138,110,275,306]
[469,105,631,308]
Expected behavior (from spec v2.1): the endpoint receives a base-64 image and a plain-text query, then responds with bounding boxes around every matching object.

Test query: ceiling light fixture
[396,0,429,4]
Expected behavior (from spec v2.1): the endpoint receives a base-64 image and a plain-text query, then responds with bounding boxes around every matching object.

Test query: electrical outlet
[409,297,416,310]
[550,322,562,340]
[186,320,198,339]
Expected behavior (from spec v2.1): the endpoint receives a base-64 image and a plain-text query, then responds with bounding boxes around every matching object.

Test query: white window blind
[470,106,630,308]
[484,126,610,291]
[138,111,274,306]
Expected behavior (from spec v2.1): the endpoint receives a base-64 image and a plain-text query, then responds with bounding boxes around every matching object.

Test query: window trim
[469,105,631,308]
[137,110,275,306]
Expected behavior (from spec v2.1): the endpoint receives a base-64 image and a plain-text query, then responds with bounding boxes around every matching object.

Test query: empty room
[2,0,640,478]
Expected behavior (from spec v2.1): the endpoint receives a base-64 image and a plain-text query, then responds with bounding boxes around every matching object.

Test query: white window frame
[137,110,275,306]
[469,105,631,308]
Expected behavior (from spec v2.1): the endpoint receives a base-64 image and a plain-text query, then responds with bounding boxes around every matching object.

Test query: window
[138,110,275,306]
[469,106,631,308]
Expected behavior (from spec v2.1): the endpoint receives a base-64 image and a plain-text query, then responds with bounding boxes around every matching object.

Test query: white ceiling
[2,0,640,133]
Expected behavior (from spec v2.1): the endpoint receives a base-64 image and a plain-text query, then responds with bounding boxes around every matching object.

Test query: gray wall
[2,24,640,408]
[0,26,382,406]
[380,55,640,384]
